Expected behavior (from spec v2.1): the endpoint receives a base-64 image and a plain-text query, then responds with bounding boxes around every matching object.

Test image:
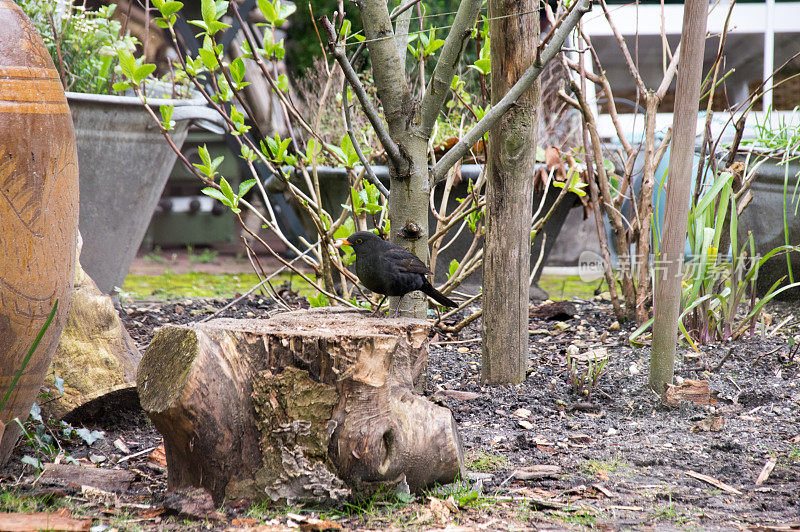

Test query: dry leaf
[690,415,725,432]
[663,380,717,407]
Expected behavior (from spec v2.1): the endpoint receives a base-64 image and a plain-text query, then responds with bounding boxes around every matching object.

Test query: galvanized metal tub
[67,91,221,294]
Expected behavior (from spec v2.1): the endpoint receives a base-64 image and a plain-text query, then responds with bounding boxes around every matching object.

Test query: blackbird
[335,231,457,316]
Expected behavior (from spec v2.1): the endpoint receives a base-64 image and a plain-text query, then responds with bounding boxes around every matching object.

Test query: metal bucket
[68,92,223,294]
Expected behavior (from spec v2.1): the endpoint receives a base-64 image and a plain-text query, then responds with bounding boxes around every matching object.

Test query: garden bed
[0,294,798,530]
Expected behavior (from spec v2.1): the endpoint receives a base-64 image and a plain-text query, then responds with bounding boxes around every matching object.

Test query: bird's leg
[391,295,405,318]
[371,294,388,316]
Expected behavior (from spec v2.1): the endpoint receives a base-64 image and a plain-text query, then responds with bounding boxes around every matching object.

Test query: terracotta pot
[0,0,79,466]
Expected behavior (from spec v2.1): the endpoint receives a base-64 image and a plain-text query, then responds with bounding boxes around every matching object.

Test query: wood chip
[592,483,615,498]
[148,445,167,469]
[114,438,131,455]
[514,465,561,480]
[0,510,91,531]
[436,390,481,401]
[117,445,157,463]
[568,433,595,444]
[39,463,135,493]
[164,487,221,521]
[663,380,717,407]
[685,470,742,495]
[755,456,778,486]
[518,420,535,430]
[607,505,644,511]
[530,300,577,321]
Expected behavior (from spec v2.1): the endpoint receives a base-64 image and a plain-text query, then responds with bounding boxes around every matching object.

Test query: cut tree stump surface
[137,308,463,505]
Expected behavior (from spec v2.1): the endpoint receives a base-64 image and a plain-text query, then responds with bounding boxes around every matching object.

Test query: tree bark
[650,0,708,393]
[481,0,540,384]
[137,308,463,505]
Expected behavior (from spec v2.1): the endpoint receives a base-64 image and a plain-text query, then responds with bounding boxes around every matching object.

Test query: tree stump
[137,308,463,505]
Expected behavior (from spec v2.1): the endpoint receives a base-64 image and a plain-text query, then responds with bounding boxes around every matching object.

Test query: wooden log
[137,308,463,505]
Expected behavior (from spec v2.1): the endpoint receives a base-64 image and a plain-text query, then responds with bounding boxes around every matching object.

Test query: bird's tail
[422,281,457,308]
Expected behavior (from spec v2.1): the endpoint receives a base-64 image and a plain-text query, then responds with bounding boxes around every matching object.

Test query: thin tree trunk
[482,0,539,384]
[650,0,708,393]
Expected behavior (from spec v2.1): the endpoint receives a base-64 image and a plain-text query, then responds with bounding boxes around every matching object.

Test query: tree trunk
[482,0,540,384]
[650,0,708,393]
[137,308,463,505]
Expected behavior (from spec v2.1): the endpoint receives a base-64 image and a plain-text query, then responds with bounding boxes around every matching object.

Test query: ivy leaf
[75,427,105,446]
[54,375,65,396]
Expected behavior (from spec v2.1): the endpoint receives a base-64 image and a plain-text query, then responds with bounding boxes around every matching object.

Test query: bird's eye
[355,238,363,244]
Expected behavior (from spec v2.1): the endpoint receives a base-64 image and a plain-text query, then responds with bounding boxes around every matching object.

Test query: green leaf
[276,74,289,92]
[21,455,42,469]
[239,178,257,196]
[219,176,236,204]
[307,293,330,308]
[448,259,459,280]
[159,105,175,131]
[340,134,359,167]
[338,18,351,41]
[198,48,219,70]
[75,428,105,446]
[229,57,245,83]
[135,63,156,83]
[305,138,321,165]
[159,1,183,17]
[202,187,231,205]
[470,58,491,76]
[54,375,64,396]
[201,0,216,30]
[258,0,276,24]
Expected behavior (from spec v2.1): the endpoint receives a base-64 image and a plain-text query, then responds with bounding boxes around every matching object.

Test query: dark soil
[2,294,798,530]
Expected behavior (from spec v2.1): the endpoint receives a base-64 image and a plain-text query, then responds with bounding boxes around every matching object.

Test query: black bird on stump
[335,231,457,317]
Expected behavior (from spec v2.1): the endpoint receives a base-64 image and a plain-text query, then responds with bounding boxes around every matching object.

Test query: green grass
[121,271,318,300]
[789,445,800,461]
[121,271,597,302]
[0,488,65,513]
[538,274,601,301]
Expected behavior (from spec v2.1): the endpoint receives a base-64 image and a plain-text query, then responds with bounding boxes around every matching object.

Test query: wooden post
[650,0,708,393]
[482,0,540,384]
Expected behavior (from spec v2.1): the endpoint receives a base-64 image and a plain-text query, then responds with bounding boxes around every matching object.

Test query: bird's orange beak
[334,238,351,248]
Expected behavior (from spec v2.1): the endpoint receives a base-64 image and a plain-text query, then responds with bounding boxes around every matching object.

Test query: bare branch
[600,0,647,94]
[655,42,681,100]
[357,0,413,138]
[393,0,415,77]
[322,17,406,171]
[342,83,391,198]
[431,0,591,184]
[419,0,483,137]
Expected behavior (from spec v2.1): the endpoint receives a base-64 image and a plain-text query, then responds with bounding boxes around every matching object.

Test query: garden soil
[1,293,798,530]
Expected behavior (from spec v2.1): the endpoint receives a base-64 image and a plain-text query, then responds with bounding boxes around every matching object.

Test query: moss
[466,451,510,473]
[137,327,198,412]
